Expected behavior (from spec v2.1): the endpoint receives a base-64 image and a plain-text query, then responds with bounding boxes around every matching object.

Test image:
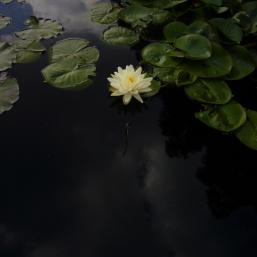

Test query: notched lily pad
[182,43,232,78]
[0,41,16,71]
[0,72,19,114]
[195,101,246,132]
[90,2,121,24]
[103,26,139,45]
[42,60,96,89]
[12,39,46,63]
[142,42,181,67]
[16,16,63,40]
[185,79,232,104]
[48,38,99,64]
[42,38,99,89]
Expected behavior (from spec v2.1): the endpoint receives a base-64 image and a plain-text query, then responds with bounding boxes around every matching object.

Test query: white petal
[135,67,142,75]
[111,91,124,96]
[138,87,152,93]
[123,94,132,105]
[133,93,143,103]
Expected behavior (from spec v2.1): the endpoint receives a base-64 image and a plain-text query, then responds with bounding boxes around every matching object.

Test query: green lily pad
[90,2,121,24]
[48,38,99,65]
[235,109,257,150]
[182,43,232,78]
[103,26,139,45]
[195,101,246,132]
[225,45,255,80]
[142,79,161,97]
[0,15,11,29]
[174,34,212,60]
[0,73,19,114]
[185,79,232,104]
[12,39,46,64]
[153,67,175,84]
[163,21,188,42]
[210,18,243,43]
[142,42,181,67]
[16,16,63,40]
[0,42,16,71]
[173,68,197,86]
[42,60,96,89]
[119,4,154,27]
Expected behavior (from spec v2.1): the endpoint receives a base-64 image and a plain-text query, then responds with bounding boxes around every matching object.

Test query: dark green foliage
[91,0,257,150]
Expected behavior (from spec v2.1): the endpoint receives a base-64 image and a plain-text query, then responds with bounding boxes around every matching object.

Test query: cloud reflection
[25,0,102,33]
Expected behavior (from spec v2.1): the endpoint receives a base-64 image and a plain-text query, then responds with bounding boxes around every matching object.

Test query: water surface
[0,1,257,257]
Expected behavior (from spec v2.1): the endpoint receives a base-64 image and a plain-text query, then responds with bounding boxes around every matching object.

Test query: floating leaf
[195,101,246,132]
[174,34,212,60]
[142,42,181,67]
[153,67,175,84]
[225,45,255,80]
[48,38,99,65]
[0,15,11,29]
[210,18,243,43]
[173,68,197,86]
[120,4,153,27]
[0,42,16,71]
[182,43,232,78]
[235,110,257,150]
[0,73,19,114]
[42,60,95,89]
[16,16,63,40]
[90,2,121,24]
[163,21,188,42]
[185,79,232,104]
[103,26,139,45]
[12,39,46,63]
[142,79,161,97]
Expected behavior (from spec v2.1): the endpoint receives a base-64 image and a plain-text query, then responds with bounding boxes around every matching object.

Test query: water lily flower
[108,65,153,105]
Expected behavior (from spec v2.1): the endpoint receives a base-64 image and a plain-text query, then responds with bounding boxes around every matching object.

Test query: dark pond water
[0,1,257,257]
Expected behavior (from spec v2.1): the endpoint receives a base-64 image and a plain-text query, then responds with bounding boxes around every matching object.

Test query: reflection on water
[26,0,102,33]
[0,1,257,257]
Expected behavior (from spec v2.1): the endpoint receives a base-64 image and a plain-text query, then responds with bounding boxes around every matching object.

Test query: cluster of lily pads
[91,0,257,151]
[0,0,99,113]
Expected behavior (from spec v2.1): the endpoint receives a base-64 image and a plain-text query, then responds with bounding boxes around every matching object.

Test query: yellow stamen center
[128,75,136,84]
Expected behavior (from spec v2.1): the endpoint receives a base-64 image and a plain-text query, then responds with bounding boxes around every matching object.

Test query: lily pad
[225,45,255,80]
[173,68,197,86]
[153,67,175,84]
[163,22,188,42]
[42,60,96,89]
[0,15,11,29]
[103,26,139,45]
[210,18,243,43]
[195,101,246,132]
[0,73,19,114]
[16,16,63,40]
[0,41,16,71]
[185,79,232,104]
[48,38,99,65]
[119,4,154,27]
[235,110,257,150]
[182,43,232,78]
[90,2,121,24]
[142,42,181,67]
[174,34,212,60]
[12,39,46,63]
